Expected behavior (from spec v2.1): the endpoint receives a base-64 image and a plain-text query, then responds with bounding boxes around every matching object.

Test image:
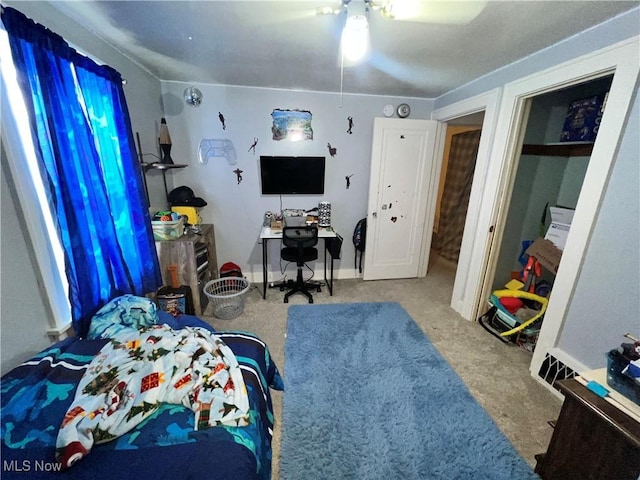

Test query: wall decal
[233,168,243,184]
[218,112,226,130]
[327,143,337,157]
[271,109,313,141]
[345,174,353,189]
[347,116,354,134]
[391,216,398,223]
[248,137,258,154]
[198,139,237,165]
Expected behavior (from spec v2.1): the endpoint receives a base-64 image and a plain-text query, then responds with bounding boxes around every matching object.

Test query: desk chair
[281,226,320,303]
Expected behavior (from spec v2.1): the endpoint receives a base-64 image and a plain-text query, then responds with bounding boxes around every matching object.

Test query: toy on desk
[263,211,275,227]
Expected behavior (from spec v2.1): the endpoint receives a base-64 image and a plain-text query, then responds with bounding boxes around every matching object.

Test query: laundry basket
[204,277,250,320]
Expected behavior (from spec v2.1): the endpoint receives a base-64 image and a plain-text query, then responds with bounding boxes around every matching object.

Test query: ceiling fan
[316,0,486,63]
[316,0,487,26]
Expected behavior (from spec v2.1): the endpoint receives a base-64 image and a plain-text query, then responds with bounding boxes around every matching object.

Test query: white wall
[159,81,433,282]
[557,92,640,367]
[1,146,51,375]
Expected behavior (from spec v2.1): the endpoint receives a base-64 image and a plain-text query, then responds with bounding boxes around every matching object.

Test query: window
[1,24,71,335]
[1,10,161,338]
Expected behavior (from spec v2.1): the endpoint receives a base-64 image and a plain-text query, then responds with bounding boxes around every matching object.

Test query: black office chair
[281,226,320,303]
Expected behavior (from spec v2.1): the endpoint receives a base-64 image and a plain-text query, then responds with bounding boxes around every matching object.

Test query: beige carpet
[201,255,561,479]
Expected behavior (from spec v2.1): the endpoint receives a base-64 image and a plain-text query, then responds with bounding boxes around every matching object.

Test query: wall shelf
[521,143,594,157]
[142,162,187,207]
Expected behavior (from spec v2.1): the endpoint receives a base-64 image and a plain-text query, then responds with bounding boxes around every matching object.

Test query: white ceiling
[26,1,640,98]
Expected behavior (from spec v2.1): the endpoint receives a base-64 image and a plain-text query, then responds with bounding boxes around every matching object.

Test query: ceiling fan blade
[241,1,349,29]
[379,0,487,25]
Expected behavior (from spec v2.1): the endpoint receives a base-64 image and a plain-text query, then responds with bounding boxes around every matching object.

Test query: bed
[1,295,283,480]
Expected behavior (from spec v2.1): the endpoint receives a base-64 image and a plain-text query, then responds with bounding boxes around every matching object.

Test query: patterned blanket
[56,324,249,468]
[1,298,283,480]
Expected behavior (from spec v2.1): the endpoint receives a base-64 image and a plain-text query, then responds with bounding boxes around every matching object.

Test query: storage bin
[152,217,184,241]
[606,349,640,406]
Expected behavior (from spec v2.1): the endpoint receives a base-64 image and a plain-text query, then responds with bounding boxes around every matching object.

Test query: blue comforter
[1,309,283,479]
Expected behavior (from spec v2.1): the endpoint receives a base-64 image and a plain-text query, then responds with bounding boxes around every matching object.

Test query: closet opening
[480,74,613,354]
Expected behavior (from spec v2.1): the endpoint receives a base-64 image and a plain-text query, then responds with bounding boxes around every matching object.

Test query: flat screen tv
[260,156,325,195]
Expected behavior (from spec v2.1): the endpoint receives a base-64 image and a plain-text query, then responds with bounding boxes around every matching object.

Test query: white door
[363,118,441,280]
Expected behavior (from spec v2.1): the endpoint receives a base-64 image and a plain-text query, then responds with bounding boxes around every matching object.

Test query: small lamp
[159,117,173,164]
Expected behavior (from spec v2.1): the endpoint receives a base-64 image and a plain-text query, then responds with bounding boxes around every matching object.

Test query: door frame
[427,88,502,320]
[472,37,639,384]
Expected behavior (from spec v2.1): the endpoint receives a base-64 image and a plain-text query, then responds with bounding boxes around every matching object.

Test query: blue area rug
[280,302,538,480]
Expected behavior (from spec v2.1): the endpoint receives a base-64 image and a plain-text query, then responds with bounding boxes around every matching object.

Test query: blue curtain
[2,7,161,338]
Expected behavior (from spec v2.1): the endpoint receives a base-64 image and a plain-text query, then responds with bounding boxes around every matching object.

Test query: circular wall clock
[397,103,411,118]
[383,104,394,117]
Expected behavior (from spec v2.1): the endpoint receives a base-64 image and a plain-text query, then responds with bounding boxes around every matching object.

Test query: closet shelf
[521,143,593,157]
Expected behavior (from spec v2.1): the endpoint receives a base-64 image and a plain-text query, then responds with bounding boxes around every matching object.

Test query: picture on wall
[271,109,313,141]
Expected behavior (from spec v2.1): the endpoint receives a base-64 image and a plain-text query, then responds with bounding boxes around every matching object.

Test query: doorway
[430,117,483,276]
[488,76,613,297]
[476,40,638,392]
[429,38,638,395]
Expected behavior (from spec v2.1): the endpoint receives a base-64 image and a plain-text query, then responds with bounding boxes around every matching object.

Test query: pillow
[87,295,158,340]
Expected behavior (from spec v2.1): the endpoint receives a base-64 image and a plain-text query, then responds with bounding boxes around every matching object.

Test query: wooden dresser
[535,378,640,480]
[155,224,218,315]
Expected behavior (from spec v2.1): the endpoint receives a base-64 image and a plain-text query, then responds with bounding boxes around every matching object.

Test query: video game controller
[198,139,237,165]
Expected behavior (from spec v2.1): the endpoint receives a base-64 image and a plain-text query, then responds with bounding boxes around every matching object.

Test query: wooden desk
[535,378,640,480]
[260,226,341,299]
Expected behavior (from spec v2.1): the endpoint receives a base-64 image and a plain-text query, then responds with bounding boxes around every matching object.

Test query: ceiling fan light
[341,15,369,62]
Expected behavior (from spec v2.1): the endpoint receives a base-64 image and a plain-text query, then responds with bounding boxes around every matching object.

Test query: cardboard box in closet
[525,207,574,275]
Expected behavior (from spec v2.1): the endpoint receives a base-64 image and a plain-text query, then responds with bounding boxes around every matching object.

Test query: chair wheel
[280,286,285,291]
[317,286,321,292]
[309,298,314,304]
[284,298,288,303]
